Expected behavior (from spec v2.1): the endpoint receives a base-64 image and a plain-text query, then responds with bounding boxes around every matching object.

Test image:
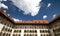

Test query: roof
[1,8,60,25]
[49,15,60,24]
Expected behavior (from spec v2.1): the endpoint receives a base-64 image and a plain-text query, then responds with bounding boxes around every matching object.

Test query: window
[2,26,12,32]
[24,30,37,33]
[0,16,3,23]
[40,30,49,33]
[14,30,21,33]
[24,34,37,36]
[13,34,21,36]
[1,18,7,25]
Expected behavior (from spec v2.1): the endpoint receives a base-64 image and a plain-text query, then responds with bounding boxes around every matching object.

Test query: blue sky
[0,0,60,21]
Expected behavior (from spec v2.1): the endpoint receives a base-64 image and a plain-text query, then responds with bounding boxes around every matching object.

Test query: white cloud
[0,1,8,9]
[3,0,7,1]
[0,0,8,12]
[11,0,42,16]
[53,14,56,18]
[12,18,22,21]
[0,0,7,1]
[47,3,51,8]
[0,2,1,8]
[0,0,2,1]
[1,3,8,9]
[43,15,47,19]
[4,10,6,12]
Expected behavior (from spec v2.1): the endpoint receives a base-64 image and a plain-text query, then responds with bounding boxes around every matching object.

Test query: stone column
[11,29,14,36]
[37,29,40,36]
[49,29,55,36]
[21,29,24,36]
[0,24,4,32]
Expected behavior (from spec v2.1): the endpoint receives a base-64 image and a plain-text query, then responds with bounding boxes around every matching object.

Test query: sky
[0,0,60,21]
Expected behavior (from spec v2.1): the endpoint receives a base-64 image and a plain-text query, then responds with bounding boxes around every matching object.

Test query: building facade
[0,8,60,36]
[49,16,60,36]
